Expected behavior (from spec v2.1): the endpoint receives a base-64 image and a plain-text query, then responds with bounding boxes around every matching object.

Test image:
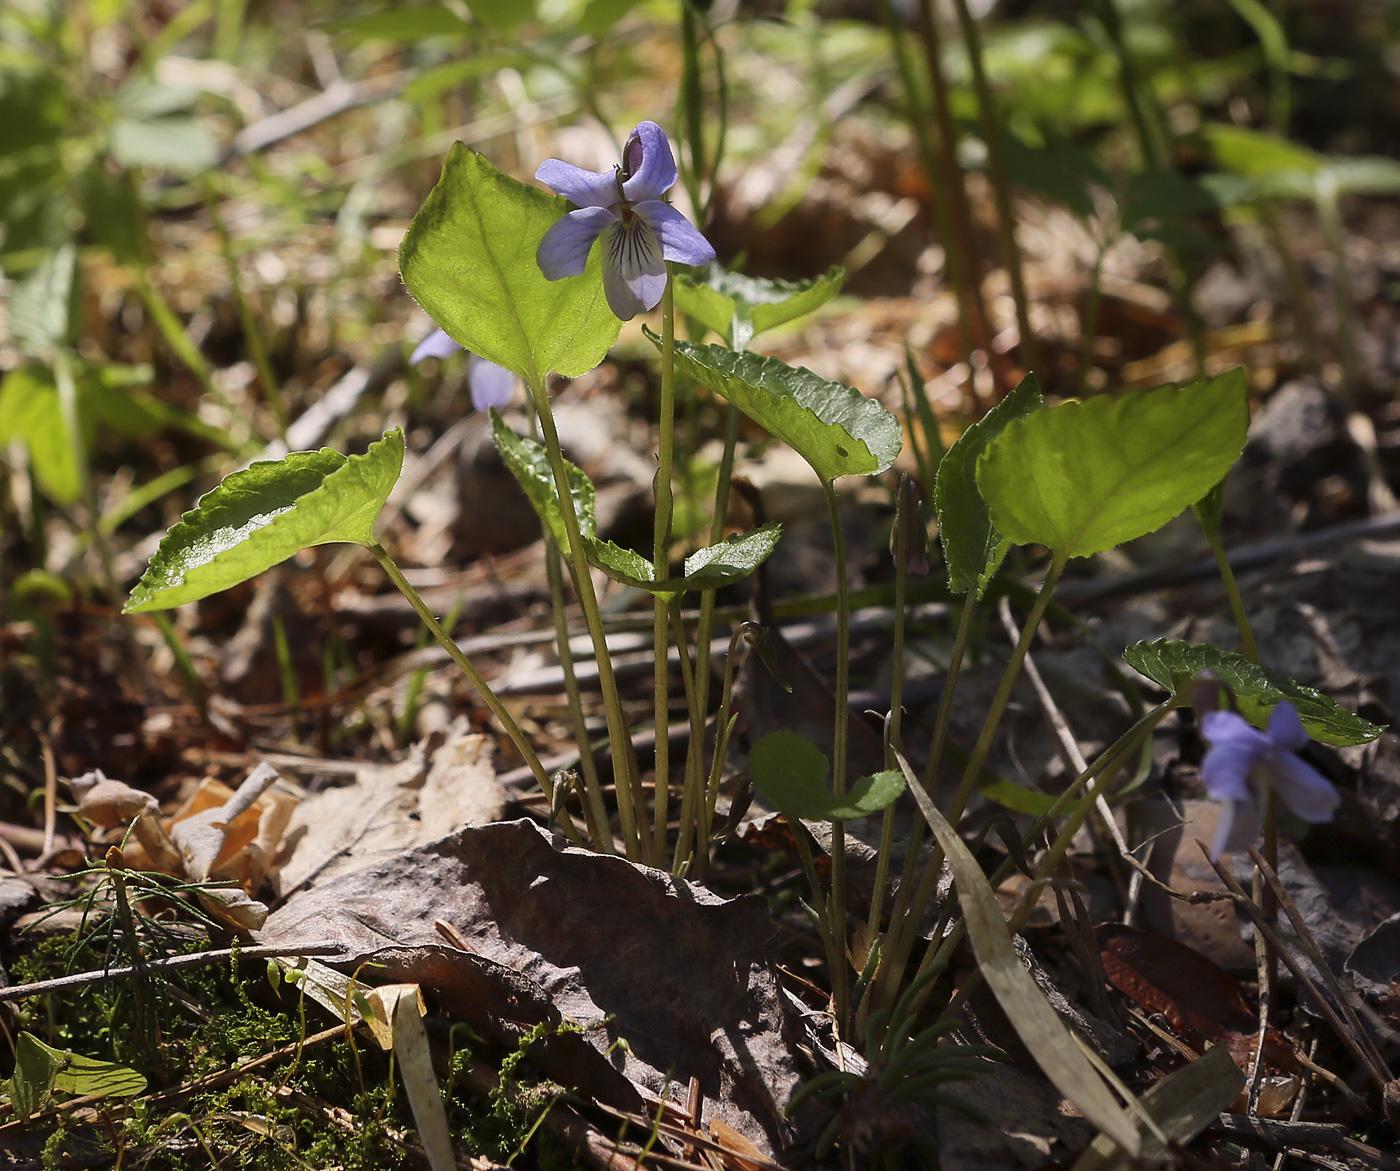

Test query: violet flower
[1199,700,1340,858]
[410,328,515,411]
[535,121,716,320]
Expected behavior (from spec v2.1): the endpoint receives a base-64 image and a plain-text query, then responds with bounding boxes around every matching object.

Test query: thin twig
[1247,847,1392,1085]
[1203,844,1388,1097]
[0,940,347,1002]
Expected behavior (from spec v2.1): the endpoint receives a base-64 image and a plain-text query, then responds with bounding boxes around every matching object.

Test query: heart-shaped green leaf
[935,372,1043,598]
[10,1034,145,1118]
[491,413,780,597]
[976,371,1250,560]
[1123,639,1384,747]
[673,264,845,350]
[751,730,905,821]
[10,1032,63,1119]
[125,429,405,613]
[489,409,598,549]
[399,144,620,386]
[586,523,784,598]
[52,1051,147,1098]
[658,336,902,482]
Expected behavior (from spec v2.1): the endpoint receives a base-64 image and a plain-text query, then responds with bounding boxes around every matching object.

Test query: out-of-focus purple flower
[409,328,516,411]
[1199,701,1340,858]
[535,121,716,320]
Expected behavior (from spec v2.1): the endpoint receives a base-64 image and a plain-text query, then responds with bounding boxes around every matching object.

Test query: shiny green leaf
[399,144,620,385]
[125,429,404,612]
[659,337,902,482]
[1123,639,1384,746]
[936,372,1043,597]
[977,371,1250,559]
[751,730,905,820]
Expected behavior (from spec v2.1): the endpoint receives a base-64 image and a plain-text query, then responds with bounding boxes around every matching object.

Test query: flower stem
[866,484,912,938]
[524,377,644,861]
[881,558,1066,1010]
[1199,515,1260,666]
[652,267,679,865]
[874,595,977,1012]
[367,540,579,841]
[821,477,852,1032]
[668,598,705,875]
[949,555,1066,825]
[544,535,612,851]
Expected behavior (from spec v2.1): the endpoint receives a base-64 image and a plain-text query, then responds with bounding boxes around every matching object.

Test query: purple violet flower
[1199,700,1340,859]
[534,121,716,320]
[409,328,516,411]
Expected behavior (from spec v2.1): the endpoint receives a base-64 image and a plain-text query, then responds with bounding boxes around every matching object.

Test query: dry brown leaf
[260,819,819,1158]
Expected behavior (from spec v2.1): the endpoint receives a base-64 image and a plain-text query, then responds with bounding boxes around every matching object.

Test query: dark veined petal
[534,159,620,209]
[1266,700,1309,753]
[600,216,666,320]
[620,121,678,203]
[467,356,516,411]
[537,206,617,279]
[1199,711,1267,802]
[1212,788,1265,859]
[410,327,463,365]
[632,200,716,267]
[1268,752,1340,822]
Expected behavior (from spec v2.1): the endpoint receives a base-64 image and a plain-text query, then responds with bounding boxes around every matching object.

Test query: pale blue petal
[1266,701,1309,753]
[410,328,462,365]
[1200,739,1261,802]
[1200,710,1267,802]
[632,200,716,267]
[1268,752,1340,822]
[537,206,617,280]
[468,357,515,411]
[620,121,677,202]
[1212,789,1265,859]
[534,159,618,209]
[600,217,666,320]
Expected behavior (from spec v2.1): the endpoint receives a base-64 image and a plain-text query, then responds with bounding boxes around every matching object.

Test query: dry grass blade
[1071,1044,1244,1171]
[893,751,1142,1154]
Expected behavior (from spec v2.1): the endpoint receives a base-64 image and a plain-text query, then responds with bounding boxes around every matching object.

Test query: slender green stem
[1200,519,1260,665]
[527,399,610,849]
[678,1,708,221]
[948,556,1066,825]
[652,269,679,865]
[544,536,611,851]
[668,598,705,875]
[524,377,644,860]
[874,595,977,1012]
[368,540,577,840]
[882,557,1067,1011]
[951,0,1036,375]
[203,176,287,439]
[134,275,251,448]
[791,820,844,1010]
[1316,180,1363,407]
[821,478,852,1032]
[691,404,740,746]
[692,622,752,880]
[875,0,976,378]
[1258,198,1321,374]
[866,485,912,937]
[928,702,1175,1020]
